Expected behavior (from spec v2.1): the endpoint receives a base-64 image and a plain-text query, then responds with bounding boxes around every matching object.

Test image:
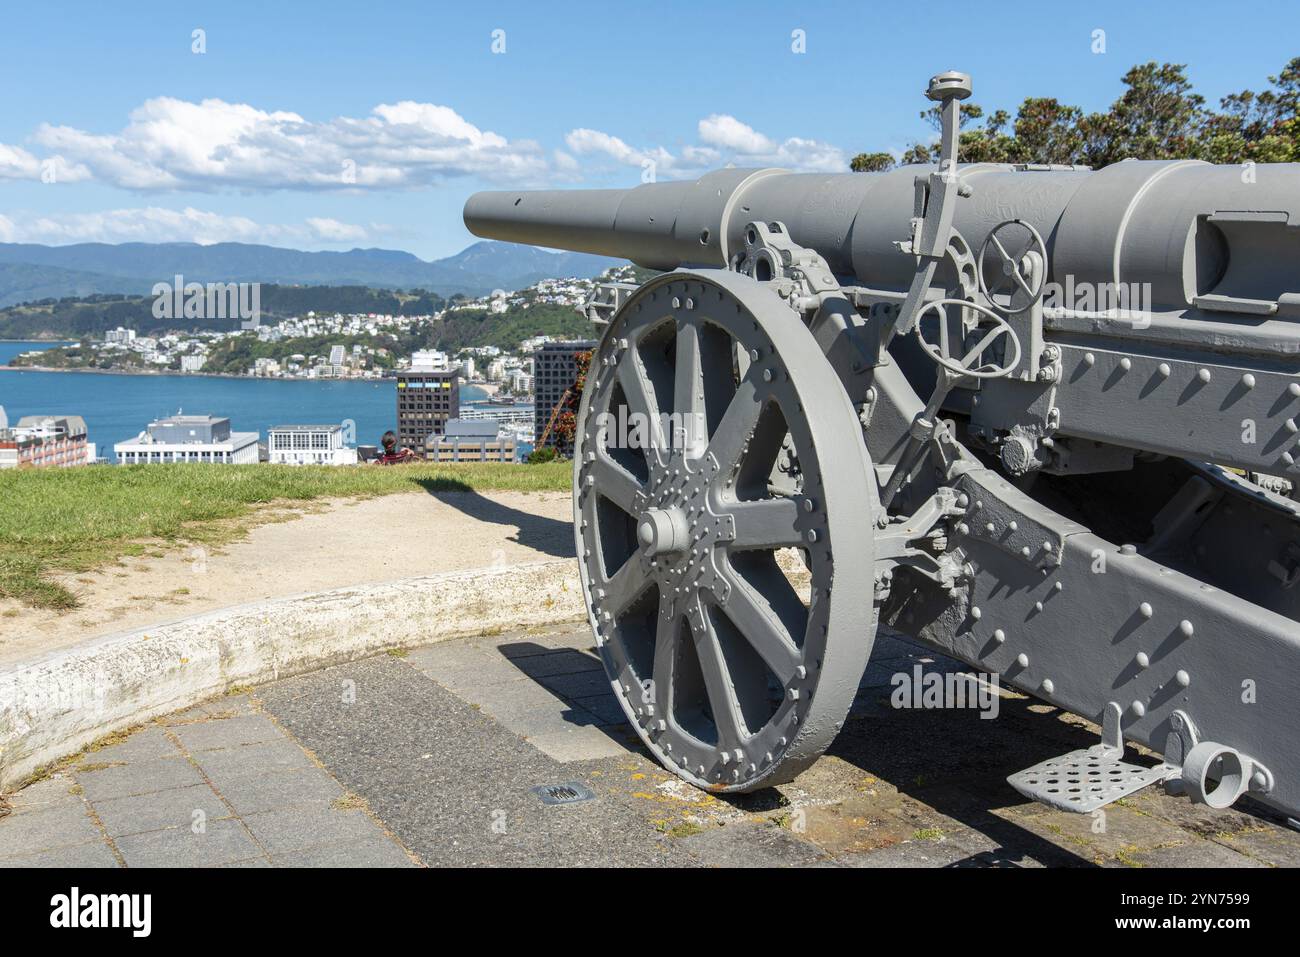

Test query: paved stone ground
[2,622,1298,868]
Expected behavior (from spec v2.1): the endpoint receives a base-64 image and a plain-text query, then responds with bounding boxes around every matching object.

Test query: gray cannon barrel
[465,162,1300,314]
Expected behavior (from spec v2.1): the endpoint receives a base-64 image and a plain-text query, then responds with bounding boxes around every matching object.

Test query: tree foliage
[850,58,1300,171]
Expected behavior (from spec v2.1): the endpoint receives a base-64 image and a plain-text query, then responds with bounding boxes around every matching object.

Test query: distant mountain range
[0,240,622,308]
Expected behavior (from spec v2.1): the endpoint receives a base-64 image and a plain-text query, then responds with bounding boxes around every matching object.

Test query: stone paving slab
[0,691,415,868]
[78,756,204,802]
[255,654,690,867]
[1,621,1294,868]
[93,783,232,838]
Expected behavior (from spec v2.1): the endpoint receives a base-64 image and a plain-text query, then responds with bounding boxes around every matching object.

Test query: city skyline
[2,0,1296,259]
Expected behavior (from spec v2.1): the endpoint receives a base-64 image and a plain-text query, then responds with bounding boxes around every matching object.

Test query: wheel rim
[573,270,879,792]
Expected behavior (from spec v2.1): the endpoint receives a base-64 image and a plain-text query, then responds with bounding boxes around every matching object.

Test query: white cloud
[0,143,90,183]
[0,98,853,199]
[304,216,368,243]
[565,128,645,166]
[20,96,548,192]
[0,207,375,246]
[565,114,847,177]
[698,115,775,155]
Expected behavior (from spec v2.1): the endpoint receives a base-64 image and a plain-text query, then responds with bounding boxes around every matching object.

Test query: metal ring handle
[913,298,1022,379]
[978,218,1047,309]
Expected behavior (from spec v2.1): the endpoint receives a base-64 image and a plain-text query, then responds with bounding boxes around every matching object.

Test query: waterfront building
[426,419,516,463]
[115,414,259,464]
[409,349,449,372]
[267,424,358,466]
[396,368,459,451]
[0,413,93,469]
[533,340,595,453]
[105,327,136,344]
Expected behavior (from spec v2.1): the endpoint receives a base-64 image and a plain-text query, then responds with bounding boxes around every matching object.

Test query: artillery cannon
[465,72,1300,819]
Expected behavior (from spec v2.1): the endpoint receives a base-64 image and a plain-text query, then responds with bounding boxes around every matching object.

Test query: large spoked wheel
[573,270,879,792]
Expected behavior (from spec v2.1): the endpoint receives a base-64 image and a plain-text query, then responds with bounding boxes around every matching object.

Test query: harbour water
[0,341,490,462]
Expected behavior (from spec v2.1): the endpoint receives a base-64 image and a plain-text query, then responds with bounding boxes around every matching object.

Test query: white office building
[409,349,449,372]
[267,424,358,466]
[115,414,259,464]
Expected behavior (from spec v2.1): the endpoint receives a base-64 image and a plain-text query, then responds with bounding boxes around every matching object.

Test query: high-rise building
[533,340,595,454]
[396,369,459,451]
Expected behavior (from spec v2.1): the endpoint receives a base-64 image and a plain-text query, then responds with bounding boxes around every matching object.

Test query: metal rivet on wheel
[1175,670,1191,688]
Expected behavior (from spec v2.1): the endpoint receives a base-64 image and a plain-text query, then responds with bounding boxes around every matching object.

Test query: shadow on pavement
[493,639,652,756]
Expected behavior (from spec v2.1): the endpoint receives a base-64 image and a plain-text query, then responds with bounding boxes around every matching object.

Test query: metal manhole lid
[531,781,596,806]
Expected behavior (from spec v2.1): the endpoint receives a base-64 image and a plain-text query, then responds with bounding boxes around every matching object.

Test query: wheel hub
[634,452,735,616]
[637,507,687,555]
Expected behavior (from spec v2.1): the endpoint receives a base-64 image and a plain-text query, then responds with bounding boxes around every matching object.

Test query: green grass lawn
[0,461,572,610]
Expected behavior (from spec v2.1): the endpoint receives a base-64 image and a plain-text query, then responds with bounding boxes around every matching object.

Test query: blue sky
[0,0,1295,259]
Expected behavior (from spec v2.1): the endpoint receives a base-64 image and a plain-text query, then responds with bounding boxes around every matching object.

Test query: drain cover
[532,782,595,806]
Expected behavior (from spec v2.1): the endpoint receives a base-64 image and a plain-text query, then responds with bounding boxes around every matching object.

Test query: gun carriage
[465,72,1300,818]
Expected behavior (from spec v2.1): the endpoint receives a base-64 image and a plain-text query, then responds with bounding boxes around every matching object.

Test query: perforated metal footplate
[1007,745,1171,813]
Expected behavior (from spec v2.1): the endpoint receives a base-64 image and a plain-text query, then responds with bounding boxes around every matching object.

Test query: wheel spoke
[673,321,705,455]
[618,349,667,452]
[1010,264,1035,298]
[705,372,763,474]
[603,558,652,616]
[652,598,679,714]
[692,614,748,748]
[589,452,642,515]
[726,497,804,550]
[990,233,1014,267]
[715,582,801,684]
[961,325,1007,367]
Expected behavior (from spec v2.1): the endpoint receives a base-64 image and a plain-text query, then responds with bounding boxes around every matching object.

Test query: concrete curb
[0,559,584,790]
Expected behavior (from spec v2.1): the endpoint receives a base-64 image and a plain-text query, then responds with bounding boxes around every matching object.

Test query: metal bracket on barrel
[581,281,640,327]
